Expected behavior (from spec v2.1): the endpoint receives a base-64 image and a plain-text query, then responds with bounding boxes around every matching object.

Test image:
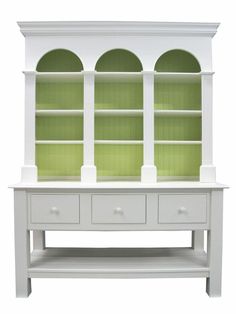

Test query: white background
[0,0,235,312]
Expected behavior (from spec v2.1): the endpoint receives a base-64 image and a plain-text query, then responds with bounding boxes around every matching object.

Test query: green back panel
[95,49,143,72]
[155,144,201,177]
[95,82,143,109]
[95,144,143,178]
[36,82,83,110]
[36,49,83,72]
[155,50,201,72]
[155,116,201,141]
[95,116,143,140]
[36,116,83,140]
[36,144,83,177]
[154,81,201,110]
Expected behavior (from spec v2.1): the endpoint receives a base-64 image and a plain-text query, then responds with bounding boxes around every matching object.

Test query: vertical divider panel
[21,71,38,182]
[141,71,157,183]
[200,73,216,182]
[81,71,97,182]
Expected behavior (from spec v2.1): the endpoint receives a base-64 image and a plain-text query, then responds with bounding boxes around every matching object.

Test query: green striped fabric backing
[154,81,201,110]
[95,82,143,109]
[36,82,83,110]
[155,144,201,177]
[95,116,143,140]
[155,117,201,141]
[95,144,143,178]
[36,116,83,140]
[36,144,83,178]
[155,49,201,73]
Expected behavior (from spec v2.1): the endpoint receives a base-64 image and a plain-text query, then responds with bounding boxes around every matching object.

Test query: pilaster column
[81,71,97,182]
[200,73,216,182]
[21,71,37,182]
[141,71,157,183]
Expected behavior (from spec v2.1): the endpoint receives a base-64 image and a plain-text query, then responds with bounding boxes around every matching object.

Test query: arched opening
[94,49,143,180]
[36,49,84,180]
[154,49,201,73]
[154,49,202,179]
[95,49,143,72]
[36,49,83,72]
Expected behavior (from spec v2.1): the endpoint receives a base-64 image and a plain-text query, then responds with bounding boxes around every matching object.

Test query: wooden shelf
[95,109,143,116]
[29,247,209,279]
[36,110,83,116]
[155,72,201,83]
[154,140,202,145]
[36,140,83,144]
[95,140,143,145]
[36,72,83,83]
[154,110,202,117]
[95,72,142,83]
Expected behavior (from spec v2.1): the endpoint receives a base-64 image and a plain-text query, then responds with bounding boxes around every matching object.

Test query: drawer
[30,194,80,224]
[158,194,207,224]
[92,194,146,224]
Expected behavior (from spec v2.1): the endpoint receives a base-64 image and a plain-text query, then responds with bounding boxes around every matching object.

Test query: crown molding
[17,21,220,37]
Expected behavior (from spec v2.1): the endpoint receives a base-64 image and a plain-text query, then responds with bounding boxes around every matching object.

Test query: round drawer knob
[114,207,123,215]
[50,206,59,214]
[178,206,187,214]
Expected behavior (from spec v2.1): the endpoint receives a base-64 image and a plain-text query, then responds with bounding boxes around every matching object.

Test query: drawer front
[30,194,80,224]
[158,194,207,224]
[92,194,146,224]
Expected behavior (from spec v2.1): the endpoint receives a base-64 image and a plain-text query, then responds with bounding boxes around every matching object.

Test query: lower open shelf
[29,247,209,278]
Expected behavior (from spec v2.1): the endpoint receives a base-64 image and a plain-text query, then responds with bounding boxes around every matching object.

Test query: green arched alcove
[95,49,143,72]
[36,49,83,72]
[155,49,201,73]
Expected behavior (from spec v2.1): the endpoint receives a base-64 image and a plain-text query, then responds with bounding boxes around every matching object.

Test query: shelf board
[95,140,143,145]
[154,110,202,117]
[95,72,142,83]
[155,140,202,145]
[29,247,209,279]
[36,140,83,144]
[36,110,83,116]
[155,72,201,83]
[95,109,143,116]
[36,72,83,83]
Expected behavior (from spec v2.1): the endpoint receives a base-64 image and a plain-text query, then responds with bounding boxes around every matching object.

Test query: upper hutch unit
[20,21,217,184]
[12,22,226,298]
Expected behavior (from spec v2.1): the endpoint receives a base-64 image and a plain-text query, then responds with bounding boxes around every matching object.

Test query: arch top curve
[36,49,83,72]
[154,49,201,73]
[95,49,143,72]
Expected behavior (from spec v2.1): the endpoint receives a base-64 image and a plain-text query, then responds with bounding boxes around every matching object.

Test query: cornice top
[17,21,220,37]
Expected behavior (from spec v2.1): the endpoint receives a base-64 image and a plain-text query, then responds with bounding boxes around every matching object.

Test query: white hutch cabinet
[12,21,227,297]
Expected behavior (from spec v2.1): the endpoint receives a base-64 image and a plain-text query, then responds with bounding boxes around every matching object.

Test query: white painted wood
[81,71,96,183]
[30,194,80,224]
[154,110,202,117]
[18,21,220,37]
[200,73,216,182]
[91,194,146,224]
[95,109,143,116]
[14,190,31,297]
[11,181,227,189]
[155,140,202,145]
[206,190,223,297]
[21,71,37,182]
[33,231,45,250]
[95,140,143,145]
[141,71,157,183]
[29,247,209,279]
[192,231,204,251]
[158,194,207,224]
[36,140,83,144]
[36,110,83,116]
